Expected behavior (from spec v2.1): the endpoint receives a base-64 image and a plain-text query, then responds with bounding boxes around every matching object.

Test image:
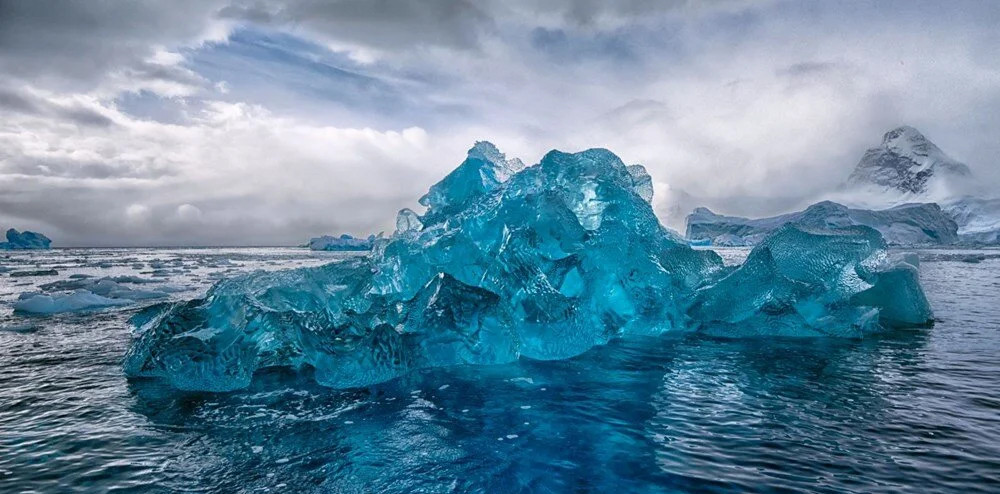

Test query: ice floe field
[0,247,347,323]
[1,246,999,493]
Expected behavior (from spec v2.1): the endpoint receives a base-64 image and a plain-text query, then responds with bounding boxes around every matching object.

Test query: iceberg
[0,228,52,250]
[689,225,932,338]
[125,143,933,392]
[686,201,958,247]
[15,276,176,315]
[307,233,376,251]
[15,290,133,314]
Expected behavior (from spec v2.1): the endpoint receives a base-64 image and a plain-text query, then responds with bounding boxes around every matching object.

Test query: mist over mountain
[681,125,1000,245]
[846,126,972,196]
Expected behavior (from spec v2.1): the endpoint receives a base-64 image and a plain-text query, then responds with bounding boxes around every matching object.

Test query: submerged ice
[125,142,933,391]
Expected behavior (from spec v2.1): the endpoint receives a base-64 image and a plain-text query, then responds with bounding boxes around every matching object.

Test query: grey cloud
[517,0,772,28]
[1,155,172,180]
[125,61,210,88]
[0,89,40,113]
[0,0,225,90]
[220,0,494,51]
[217,2,279,24]
[0,88,114,127]
[778,61,840,77]
[56,107,115,128]
[3,0,1000,247]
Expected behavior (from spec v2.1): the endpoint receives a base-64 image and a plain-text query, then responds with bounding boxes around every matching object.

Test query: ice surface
[686,201,958,247]
[0,228,51,250]
[125,143,934,391]
[689,225,932,338]
[14,277,181,314]
[941,195,1000,244]
[15,291,133,314]
[308,234,376,251]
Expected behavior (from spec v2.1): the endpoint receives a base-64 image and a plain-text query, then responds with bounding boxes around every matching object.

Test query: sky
[1,0,999,246]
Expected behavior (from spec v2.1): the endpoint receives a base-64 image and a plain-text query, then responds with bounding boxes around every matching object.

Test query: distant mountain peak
[847,126,970,195]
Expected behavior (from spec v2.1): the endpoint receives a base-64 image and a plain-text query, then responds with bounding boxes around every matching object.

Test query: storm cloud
[1,0,999,245]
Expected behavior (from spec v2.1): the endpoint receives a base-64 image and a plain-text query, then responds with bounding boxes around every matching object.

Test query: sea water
[1,247,998,493]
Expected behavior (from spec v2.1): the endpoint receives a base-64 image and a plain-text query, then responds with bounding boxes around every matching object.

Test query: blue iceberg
[0,228,51,250]
[307,233,377,251]
[689,225,932,338]
[124,142,933,391]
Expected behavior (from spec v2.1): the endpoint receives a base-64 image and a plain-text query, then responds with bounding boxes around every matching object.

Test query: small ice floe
[14,290,132,314]
[15,275,180,315]
[0,323,39,333]
[9,269,58,277]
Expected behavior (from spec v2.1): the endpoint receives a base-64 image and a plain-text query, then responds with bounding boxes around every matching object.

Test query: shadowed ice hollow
[124,142,933,391]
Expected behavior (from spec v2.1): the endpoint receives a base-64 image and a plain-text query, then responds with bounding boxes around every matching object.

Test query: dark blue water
[1,248,999,493]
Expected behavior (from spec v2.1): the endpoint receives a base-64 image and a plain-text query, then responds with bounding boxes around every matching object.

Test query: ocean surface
[1,247,998,493]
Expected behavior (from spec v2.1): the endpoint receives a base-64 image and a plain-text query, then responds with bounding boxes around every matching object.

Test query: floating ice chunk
[15,290,132,314]
[125,143,724,391]
[308,234,376,251]
[688,225,933,337]
[9,269,59,277]
[851,253,933,327]
[0,228,51,250]
[124,142,933,392]
[0,323,38,333]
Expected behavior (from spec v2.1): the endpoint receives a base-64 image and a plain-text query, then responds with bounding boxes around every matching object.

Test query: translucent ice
[688,225,933,338]
[15,290,132,314]
[125,143,933,391]
[15,276,177,315]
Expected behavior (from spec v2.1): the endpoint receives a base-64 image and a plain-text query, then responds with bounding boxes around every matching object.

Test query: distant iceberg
[125,142,933,392]
[15,291,132,314]
[686,201,958,247]
[307,233,376,251]
[0,228,51,250]
[15,276,176,315]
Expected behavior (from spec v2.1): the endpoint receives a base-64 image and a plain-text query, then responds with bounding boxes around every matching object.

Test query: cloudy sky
[1,0,999,246]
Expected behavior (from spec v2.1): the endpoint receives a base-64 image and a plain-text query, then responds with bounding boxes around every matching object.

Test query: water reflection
[123,328,979,493]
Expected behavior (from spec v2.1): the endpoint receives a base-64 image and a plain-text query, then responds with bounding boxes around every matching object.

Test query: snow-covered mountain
[840,126,1000,244]
[682,125,999,246]
[845,126,972,197]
